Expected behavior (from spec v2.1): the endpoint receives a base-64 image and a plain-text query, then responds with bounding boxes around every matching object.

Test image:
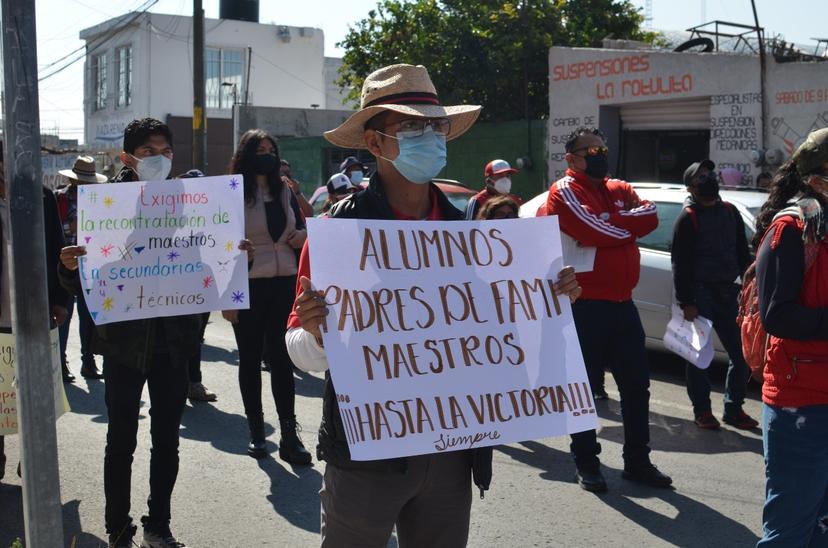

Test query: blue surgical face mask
[349,170,364,184]
[378,127,447,185]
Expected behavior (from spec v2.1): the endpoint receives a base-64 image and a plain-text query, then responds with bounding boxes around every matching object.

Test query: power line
[38,0,153,73]
[38,0,159,82]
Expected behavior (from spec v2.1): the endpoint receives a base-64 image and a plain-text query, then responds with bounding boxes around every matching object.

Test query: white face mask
[493,177,512,195]
[134,154,172,181]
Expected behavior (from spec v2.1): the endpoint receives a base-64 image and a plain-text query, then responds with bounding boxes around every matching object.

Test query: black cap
[339,156,363,173]
[683,159,715,186]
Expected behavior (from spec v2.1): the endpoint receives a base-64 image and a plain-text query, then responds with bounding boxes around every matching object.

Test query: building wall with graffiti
[767,62,828,158]
[547,46,827,185]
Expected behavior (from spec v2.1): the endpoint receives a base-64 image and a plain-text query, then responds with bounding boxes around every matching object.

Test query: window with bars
[205,48,244,109]
[116,46,132,108]
[94,53,108,111]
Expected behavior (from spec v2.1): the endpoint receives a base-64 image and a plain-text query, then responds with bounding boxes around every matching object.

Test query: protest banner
[307,216,596,461]
[0,330,70,435]
[77,174,249,325]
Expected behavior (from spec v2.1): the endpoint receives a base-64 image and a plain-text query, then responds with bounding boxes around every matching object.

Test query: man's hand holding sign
[294,216,594,461]
[65,174,253,324]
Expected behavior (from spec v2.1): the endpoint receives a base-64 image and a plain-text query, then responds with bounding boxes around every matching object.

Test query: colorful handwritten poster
[77,175,249,325]
[307,216,597,461]
[0,330,70,436]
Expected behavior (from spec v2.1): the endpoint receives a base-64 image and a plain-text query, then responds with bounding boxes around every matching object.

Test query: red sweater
[543,169,657,301]
[761,216,828,407]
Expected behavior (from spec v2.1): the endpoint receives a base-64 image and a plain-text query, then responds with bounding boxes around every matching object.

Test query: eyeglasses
[386,118,451,137]
[572,146,609,157]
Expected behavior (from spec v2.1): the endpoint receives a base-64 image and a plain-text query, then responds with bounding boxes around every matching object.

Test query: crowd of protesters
[0,61,825,548]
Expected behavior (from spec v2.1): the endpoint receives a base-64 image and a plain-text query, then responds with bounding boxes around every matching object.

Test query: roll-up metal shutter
[620,98,710,131]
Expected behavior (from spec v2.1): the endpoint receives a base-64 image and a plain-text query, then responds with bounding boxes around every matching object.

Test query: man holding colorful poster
[285,64,585,548]
[59,118,252,548]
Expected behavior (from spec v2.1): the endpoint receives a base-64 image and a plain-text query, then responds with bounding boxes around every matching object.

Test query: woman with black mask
[224,129,311,464]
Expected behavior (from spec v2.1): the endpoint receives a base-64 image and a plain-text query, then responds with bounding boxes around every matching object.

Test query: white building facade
[547,47,828,184]
[81,12,348,151]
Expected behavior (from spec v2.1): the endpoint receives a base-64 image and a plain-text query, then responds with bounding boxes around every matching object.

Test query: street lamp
[221,81,239,146]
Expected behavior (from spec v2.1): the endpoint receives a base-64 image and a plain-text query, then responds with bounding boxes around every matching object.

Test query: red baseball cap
[484,159,518,178]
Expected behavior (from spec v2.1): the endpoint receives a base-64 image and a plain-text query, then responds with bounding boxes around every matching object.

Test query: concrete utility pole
[751,0,768,150]
[1,1,66,546]
[193,0,207,172]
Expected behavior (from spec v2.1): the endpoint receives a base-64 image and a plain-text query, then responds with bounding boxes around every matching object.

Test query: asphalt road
[0,313,765,547]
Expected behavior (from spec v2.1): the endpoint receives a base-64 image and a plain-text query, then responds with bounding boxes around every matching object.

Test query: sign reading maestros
[77,175,249,325]
[307,217,596,461]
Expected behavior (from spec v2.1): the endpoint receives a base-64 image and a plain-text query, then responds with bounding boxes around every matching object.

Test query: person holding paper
[671,160,756,431]
[59,118,253,548]
[465,159,524,220]
[543,127,672,493]
[285,63,582,548]
[223,129,312,465]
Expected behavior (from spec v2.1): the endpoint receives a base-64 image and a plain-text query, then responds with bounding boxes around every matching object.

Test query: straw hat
[324,64,481,149]
[59,155,107,183]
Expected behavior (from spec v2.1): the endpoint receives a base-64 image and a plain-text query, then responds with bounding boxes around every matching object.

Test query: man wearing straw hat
[285,64,581,547]
[55,155,107,382]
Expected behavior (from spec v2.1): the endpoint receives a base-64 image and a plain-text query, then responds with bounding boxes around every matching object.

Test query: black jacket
[318,176,494,497]
[43,187,69,309]
[670,197,751,306]
[57,167,204,371]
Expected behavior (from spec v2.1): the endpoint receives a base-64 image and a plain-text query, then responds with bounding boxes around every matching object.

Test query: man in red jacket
[543,127,672,493]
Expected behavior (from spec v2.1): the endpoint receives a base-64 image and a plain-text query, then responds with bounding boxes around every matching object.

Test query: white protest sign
[307,216,597,461]
[0,330,70,436]
[77,175,249,325]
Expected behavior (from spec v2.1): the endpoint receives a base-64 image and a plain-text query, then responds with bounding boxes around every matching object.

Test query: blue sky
[29,0,828,142]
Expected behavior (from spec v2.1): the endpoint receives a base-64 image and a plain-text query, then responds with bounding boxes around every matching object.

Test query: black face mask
[695,173,720,199]
[252,153,278,175]
[584,154,609,179]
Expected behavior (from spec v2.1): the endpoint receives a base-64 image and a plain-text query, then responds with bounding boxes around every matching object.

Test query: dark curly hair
[565,127,605,153]
[228,129,282,205]
[752,159,827,247]
[477,195,519,220]
[123,118,173,154]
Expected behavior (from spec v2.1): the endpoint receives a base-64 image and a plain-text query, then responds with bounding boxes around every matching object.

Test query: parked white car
[520,183,768,361]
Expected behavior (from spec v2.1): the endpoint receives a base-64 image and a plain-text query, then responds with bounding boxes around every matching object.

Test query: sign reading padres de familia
[307,216,596,461]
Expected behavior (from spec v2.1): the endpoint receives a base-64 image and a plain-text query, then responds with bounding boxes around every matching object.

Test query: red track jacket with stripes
[542,169,658,302]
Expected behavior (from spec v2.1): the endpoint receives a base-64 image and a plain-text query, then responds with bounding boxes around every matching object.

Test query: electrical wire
[38,0,159,82]
[38,0,155,73]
